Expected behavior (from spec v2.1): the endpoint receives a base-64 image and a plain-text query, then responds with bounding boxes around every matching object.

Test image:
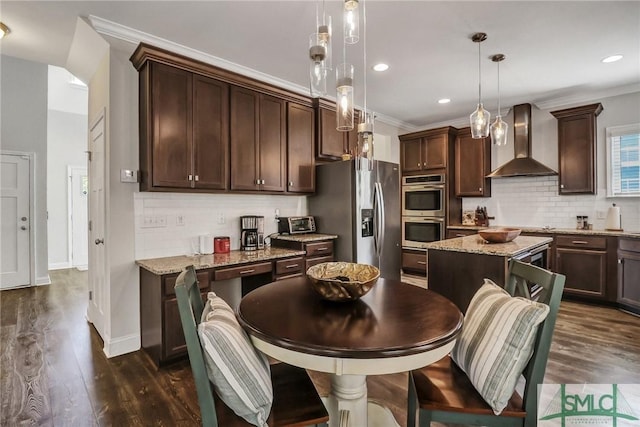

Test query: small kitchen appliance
[277,216,316,234]
[240,216,264,251]
[214,236,230,254]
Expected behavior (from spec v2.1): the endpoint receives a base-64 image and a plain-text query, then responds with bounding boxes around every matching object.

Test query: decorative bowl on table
[306,262,380,302]
[478,227,522,243]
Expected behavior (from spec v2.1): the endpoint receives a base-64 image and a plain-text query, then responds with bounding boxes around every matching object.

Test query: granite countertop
[424,235,553,257]
[448,224,640,239]
[270,233,338,242]
[136,247,306,275]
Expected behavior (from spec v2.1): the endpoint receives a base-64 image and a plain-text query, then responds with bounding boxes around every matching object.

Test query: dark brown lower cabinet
[140,256,298,367]
[163,292,207,360]
[402,249,427,276]
[618,238,640,315]
[554,235,617,302]
[271,238,335,271]
[140,268,210,366]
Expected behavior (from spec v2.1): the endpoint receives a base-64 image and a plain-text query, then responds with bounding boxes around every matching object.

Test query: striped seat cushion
[198,292,273,427]
[451,279,550,415]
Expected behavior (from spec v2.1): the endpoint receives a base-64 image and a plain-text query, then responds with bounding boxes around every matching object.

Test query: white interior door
[69,166,88,270]
[1,153,31,289]
[87,112,107,339]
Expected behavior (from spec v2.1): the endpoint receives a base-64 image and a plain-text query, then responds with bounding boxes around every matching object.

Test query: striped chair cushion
[198,292,273,427]
[451,279,550,415]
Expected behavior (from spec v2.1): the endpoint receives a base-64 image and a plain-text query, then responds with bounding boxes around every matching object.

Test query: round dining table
[237,276,463,427]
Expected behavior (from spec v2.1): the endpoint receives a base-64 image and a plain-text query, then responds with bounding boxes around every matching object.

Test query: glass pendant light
[343,0,359,44]
[470,32,490,139]
[336,63,354,131]
[490,54,508,146]
[318,16,332,71]
[356,0,373,170]
[309,33,328,97]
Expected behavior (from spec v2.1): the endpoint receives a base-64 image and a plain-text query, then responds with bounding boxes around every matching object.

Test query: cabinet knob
[289,181,294,187]
[188,174,193,181]
[479,187,482,191]
[417,162,421,167]
[261,179,265,185]
[423,162,427,167]
[194,175,199,182]
[256,179,260,185]
[560,184,564,189]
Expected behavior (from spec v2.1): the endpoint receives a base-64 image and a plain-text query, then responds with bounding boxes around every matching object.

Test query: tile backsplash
[134,192,307,259]
[462,175,640,232]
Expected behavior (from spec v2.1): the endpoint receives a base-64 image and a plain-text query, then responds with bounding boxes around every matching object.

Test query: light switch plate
[120,169,139,183]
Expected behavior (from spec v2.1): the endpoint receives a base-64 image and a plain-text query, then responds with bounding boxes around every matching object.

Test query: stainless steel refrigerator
[309,159,401,280]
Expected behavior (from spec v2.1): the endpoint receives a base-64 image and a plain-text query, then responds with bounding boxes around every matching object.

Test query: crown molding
[88,15,410,131]
[534,83,640,111]
[89,15,310,97]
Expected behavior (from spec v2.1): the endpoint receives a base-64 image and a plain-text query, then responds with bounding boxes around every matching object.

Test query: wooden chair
[174,265,329,427]
[407,260,566,427]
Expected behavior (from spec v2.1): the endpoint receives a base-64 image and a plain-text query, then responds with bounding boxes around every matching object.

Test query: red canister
[214,236,230,254]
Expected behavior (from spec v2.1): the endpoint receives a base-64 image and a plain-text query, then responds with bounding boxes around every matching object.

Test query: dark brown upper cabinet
[136,61,228,191]
[314,98,360,161]
[399,127,456,175]
[287,103,315,193]
[454,127,491,197]
[130,43,313,195]
[551,103,603,195]
[230,86,286,192]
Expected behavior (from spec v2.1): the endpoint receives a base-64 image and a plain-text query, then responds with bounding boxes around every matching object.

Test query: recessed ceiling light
[372,63,389,72]
[438,98,451,104]
[602,54,623,63]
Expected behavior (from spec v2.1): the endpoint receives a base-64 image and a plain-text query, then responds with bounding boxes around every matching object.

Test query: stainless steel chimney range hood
[486,103,557,178]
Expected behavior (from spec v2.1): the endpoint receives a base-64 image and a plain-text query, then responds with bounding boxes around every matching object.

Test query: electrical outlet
[596,210,606,220]
[176,215,185,226]
[217,212,225,225]
[141,215,168,228]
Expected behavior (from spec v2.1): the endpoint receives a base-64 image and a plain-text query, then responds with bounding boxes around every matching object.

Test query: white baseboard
[103,333,141,358]
[36,275,51,285]
[48,262,71,270]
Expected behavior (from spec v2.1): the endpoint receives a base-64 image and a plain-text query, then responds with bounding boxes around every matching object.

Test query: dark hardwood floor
[2,268,639,426]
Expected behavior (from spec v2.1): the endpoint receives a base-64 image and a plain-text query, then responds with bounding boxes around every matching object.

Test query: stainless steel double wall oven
[401,174,446,249]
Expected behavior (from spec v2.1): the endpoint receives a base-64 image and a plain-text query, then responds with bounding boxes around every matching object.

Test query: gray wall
[1,55,50,284]
[47,109,88,268]
[106,45,140,348]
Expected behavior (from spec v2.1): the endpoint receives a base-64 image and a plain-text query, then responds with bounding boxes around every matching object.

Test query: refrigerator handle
[374,182,385,259]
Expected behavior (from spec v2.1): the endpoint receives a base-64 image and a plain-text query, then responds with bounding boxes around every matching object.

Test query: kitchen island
[424,234,552,313]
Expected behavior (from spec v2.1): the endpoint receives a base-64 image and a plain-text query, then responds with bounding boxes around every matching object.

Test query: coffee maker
[240,215,265,251]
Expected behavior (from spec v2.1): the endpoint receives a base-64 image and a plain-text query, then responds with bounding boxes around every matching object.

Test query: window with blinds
[607,124,640,197]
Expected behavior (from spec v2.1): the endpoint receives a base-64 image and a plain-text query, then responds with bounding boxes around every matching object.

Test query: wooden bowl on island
[478,227,522,243]
[306,262,380,302]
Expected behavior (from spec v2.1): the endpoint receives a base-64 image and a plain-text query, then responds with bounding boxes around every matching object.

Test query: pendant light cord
[478,40,482,104]
[496,60,501,116]
[363,0,367,116]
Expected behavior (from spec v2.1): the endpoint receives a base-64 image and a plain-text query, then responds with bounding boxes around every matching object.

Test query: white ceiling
[2,1,639,130]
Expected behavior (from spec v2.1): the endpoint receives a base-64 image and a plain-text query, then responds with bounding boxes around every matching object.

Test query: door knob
[21,217,27,221]
[21,226,27,230]
[95,238,104,245]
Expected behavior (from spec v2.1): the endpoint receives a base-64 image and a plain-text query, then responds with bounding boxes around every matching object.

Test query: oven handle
[402,183,446,191]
